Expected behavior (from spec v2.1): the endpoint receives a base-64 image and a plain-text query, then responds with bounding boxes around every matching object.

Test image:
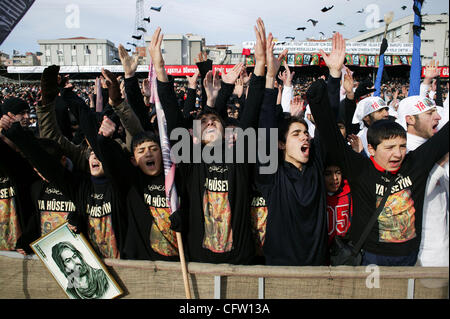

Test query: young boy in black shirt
[307,33,449,266]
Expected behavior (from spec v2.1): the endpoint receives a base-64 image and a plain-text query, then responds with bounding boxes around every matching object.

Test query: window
[58,55,64,65]
[84,55,90,65]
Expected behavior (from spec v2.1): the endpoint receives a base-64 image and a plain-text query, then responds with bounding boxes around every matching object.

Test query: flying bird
[137,27,147,32]
[285,36,295,40]
[319,32,325,36]
[401,6,407,10]
[112,58,121,63]
[143,17,151,23]
[125,49,131,52]
[127,42,137,47]
[358,30,366,33]
[377,19,384,23]
[132,35,142,40]
[321,5,334,12]
[296,27,307,31]
[150,6,162,12]
[356,9,364,13]
[336,22,345,26]
[308,19,319,26]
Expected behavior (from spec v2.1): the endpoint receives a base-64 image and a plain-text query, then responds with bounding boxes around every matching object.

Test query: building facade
[37,37,119,66]
[145,33,204,65]
[348,14,449,66]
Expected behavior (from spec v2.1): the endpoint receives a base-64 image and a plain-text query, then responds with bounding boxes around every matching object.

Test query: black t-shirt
[308,77,450,256]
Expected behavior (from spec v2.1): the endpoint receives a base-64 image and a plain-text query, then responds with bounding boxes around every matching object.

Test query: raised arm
[309,33,367,179]
[149,27,185,138]
[212,63,245,119]
[37,65,89,172]
[240,18,276,130]
[119,44,153,132]
[101,69,144,150]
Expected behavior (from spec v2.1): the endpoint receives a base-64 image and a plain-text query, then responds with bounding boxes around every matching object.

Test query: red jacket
[327,179,352,245]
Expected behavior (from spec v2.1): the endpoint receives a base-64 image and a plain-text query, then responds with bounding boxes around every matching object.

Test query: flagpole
[176,232,192,299]
[148,61,192,299]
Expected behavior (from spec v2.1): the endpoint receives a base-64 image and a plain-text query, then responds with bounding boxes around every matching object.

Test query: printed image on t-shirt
[0,197,20,250]
[250,196,267,255]
[377,189,416,243]
[149,206,178,256]
[88,215,119,259]
[202,190,233,253]
[40,211,69,235]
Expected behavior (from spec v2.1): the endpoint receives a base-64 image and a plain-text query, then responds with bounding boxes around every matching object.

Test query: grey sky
[0,0,448,56]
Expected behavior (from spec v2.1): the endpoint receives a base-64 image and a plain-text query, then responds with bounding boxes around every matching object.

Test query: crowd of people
[0,18,448,269]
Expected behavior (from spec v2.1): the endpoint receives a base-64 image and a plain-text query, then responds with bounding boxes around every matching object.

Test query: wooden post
[176,232,191,299]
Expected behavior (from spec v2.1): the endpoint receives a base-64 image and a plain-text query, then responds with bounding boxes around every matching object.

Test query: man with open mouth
[396,95,449,268]
[308,33,449,267]
[254,26,329,267]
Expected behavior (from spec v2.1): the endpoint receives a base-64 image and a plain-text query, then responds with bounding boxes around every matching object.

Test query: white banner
[242,41,413,55]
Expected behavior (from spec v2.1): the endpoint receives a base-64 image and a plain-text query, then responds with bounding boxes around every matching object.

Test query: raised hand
[290,95,304,117]
[0,112,18,132]
[203,70,221,106]
[320,32,346,78]
[343,67,355,99]
[234,77,244,97]
[424,59,440,80]
[347,134,363,153]
[187,68,200,90]
[266,32,288,80]
[278,61,295,87]
[142,78,152,97]
[41,65,60,105]
[98,115,117,138]
[118,44,139,79]
[101,68,123,106]
[148,27,168,82]
[194,51,208,64]
[222,62,245,85]
[253,18,267,76]
[240,68,252,86]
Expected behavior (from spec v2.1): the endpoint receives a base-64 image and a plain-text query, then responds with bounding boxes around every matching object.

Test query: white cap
[396,95,436,130]
[352,96,388,127]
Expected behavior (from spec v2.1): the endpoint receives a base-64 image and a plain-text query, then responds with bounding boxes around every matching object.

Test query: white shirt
[407,133,449,267]
[357,126,370,157]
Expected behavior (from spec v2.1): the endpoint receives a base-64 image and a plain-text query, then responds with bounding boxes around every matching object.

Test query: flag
[409,0,423,96]
[245,55,255,66]
[294,54,303,66]
[374,53,385,97]
[359,55,368,67]
[96,77,103,113]
[148,60,179,215]
[241,48,251,56]
[0,0,35,45]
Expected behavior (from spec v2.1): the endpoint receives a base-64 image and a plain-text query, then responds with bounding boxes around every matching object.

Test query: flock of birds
[286,4,413,43]
[123,5,163,52]
[117,2,445,54]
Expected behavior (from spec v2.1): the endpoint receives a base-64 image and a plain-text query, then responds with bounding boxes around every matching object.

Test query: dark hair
[52,241,83,275]
[38,138,65,161]
[278,115,308,144]
[367,119,406,150]
[195,108,226,129]
[131,131,160,154]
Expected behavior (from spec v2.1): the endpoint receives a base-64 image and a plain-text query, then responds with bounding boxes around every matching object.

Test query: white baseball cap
[396,95,436,130]
[352,96,388,127]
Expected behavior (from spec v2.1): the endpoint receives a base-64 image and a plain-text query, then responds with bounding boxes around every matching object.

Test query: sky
[0,0,448,56]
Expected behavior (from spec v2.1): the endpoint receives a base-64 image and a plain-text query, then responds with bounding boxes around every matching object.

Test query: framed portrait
[30,222,123,299]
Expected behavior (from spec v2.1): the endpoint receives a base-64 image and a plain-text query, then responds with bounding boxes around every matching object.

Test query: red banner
[164,65,235,76]
[421,66,449,78]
